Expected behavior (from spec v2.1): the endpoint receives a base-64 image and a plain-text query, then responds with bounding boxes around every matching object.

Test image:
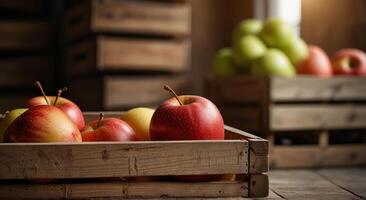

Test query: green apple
[281,37,309,65]
[260,17,294,48]
[233,35,267,70]
[0,108,28,142]
[120,107,155,141]
[251,49,295,77]
[232,19,263,44]
[212,48,237,77]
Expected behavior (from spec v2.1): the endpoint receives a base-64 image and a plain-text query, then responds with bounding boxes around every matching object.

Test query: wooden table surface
[132,168,365,200]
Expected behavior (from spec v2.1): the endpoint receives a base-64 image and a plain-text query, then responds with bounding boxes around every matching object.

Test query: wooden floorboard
[316,168,366,199]
[269,169,363,200]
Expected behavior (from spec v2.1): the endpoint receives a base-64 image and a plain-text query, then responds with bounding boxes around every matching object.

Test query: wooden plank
[0,57,53,88]
[0,140,248,179]
[65,39,96,75]
[249,174,269,198]
[219,106,261,133]
[0,181,248,199]
[270,170,361,199]
[271,104,366,131]
[270,145,366,168]
[224,126,268,174]
[213,76,264,104]
[0,21,51,50]
[98,36,190,72]
[104,75,187,109]
[64,2,90,40]
[271,76,366,102]
[316,168,366,198]
[92,0,191,37]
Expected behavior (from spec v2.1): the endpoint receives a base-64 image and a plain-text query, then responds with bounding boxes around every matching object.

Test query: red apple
[28,82,85,130]
[331,48,366,76]
[4,105,81,142]
[81,113,137,141]
[150,86,224,141]
[297,45,333,77]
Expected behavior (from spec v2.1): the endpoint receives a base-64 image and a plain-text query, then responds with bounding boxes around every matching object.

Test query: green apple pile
[212,18,309,77]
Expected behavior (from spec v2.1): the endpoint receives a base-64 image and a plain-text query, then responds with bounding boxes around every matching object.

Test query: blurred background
[0,0,365,168]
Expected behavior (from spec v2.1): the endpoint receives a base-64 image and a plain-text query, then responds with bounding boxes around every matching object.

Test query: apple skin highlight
[28,96,85,131]
[150,95,225,141]
[4,105,81,142]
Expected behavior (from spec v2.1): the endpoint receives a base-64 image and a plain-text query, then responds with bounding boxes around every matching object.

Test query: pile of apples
[0,82,225,144]
[212,17,366,77]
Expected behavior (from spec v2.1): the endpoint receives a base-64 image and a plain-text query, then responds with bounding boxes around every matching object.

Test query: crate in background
[206,76,366,168]
[0,112,269,199]
[68,75,188,111]
[66,36,190,75]
[65,0,191,40]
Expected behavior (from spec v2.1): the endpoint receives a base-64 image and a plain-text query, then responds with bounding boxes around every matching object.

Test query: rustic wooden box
[68,75,188,110]
[0,20,51,51]
[0,112,269,199]
[0,0,46,14]
[65,0,191,40]
[206,76,366,168]
[66,36,190,75]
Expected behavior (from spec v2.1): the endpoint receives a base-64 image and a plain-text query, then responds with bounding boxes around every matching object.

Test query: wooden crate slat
[65,0,191,39]
[0,21,51,50]
[92,0,191,36]
[271,76,366,102]
[0,0,44,13]
[99,36,190,71]
[220,106,262,133]
[104,75,187,109]
[0,140,248,179]
[66,37,190,75]
[0,181,248,199]
[270,144,366,168]
[271,104,366,131]
[0,57,52,88]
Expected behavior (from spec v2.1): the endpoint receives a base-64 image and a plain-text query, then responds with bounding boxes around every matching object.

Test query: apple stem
[34,81,50,105]
[163,85,183,106]
[54,87,68,105]
[97,113,104,128]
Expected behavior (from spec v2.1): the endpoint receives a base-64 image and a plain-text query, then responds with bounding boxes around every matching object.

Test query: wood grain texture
[270,145,366,168]
[0,181,248,199]
[0,21,51,50]
[104,75,187,109]
[249,174,269,198]
[92,0,191,37]
[316,168,366,199]
[271,104,366,131]
[271,76,366,102]
[99,36,190,72]
[0,140,248,179]
[0,57,53,88]
[301,0,366,55]
[270,170,361,199]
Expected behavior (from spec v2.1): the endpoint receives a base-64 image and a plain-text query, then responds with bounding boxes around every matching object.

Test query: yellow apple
[0,108,28,142]
[120,107,155,141]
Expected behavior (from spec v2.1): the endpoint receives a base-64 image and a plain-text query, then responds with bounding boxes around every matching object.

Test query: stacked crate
[0,0,54,113]
[206,76,366,168]
[64,0,191,110]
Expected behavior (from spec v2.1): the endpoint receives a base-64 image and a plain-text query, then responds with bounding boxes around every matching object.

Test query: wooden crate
[0,0,45,14]
[0,56,53,88]
[206,75,366,168]
[66,36,190,75]
[65,0,191,40]
[0,20,51,50]
[0,112,269,199]
[68,75,188,110]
